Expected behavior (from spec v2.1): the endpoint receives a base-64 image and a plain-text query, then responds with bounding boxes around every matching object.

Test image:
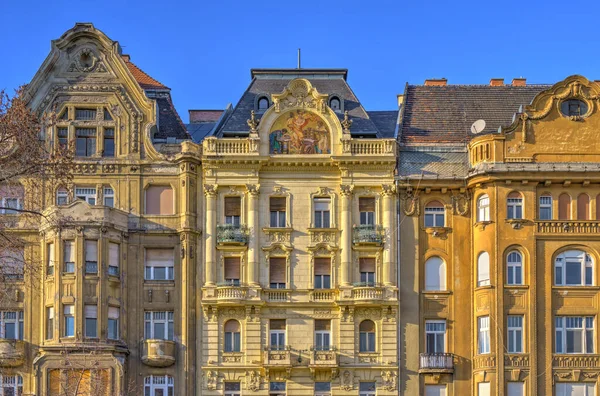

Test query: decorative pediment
[271,79,328,114]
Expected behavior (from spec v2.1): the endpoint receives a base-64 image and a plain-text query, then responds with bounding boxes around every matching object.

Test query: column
[381,184,395,286]
[246,184,260,286]
[340,185,353,287]
[204,185,217,286]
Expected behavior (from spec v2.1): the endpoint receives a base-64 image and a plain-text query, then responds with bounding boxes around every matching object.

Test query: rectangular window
[145,248,175,280]
[507,315,523,353]
[314,258,331,289]
[145,186,174,215]
[63,241,75,273]
[224,257,241,286]
[425,320,446,354]
[56,188,68,205]
[225,382,241,396]
[269,257,286,289]
[359,258,376,286]
[103,187,114,207]
[539,196,552,220]
[314,320,331,350]
[84,305,97,338]
[224,196,241,226]
[108,307,119,340]
[2,248,24,280]
[64,305,75,337]
[314,197,331,228]
[478,196,490,222]
[359,197,376,225]
[555,383,595,396]
[144,311,174,340]
[555,316,594,353]
[478,316,490,354]
[315,382,331,396]
[2,197,21,214]
[0,375,23,395]
[0,311,23,340]
[75,108,97,120]
[75,187,96,205]
[555,253,594,286]
[269,319,286,350]
[57,127,69,148]
[425,385,447,396]
[144,375,174,396]
[507,198,523,219]
[425,206,445,227]
[108,243,120,277]
[269,381,286,396]
[478,382,490,396]
[359,382,376,396]
[507,382,524,396]
[85,240,98,274]
[270,197,286,227]
[47,242,55,276]
[103,128,115,157]
[46,307,54,340]
[75,128,96,157]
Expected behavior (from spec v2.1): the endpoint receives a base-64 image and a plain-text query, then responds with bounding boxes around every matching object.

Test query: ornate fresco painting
[269,110,331,154]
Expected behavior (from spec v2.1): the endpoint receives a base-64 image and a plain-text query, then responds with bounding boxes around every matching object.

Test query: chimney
[490,78,504,87]
[121,54,131,62]
[424,78,447,86]
[512,78,526,86]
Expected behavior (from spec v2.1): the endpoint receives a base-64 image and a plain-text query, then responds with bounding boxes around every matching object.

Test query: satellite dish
[471,119,486,134]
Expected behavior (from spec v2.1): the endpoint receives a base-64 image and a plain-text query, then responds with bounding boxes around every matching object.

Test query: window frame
[269,320,286,351]
[424,256,446,291]
[478,316,490,354]
[224,319,241,353]
[46,306,54,340]
[0,311,23,340]
[425,320,446,354]
[313,197,331,228]
[314,320,331,351]
[269,381,286,396]
[359,382,376,396]
[555,250,594,286]
[555,316,594,354]
[75,187,97,205]
[539,195,553,220]
[225,382,241,396]
[477,194,490,222]
[359,320,376,353]
[507,193,523,220]
[477,252,491,287]
[144,248,175,281]
[144,375,174,396]
[56,188,69,205]
[144,311,174,341]
[269,196,287,228]
[103,187,114,207]
[506,251,523,286]
[0,375,23,395]
[64,305,75,337]
[359,197,376,226]
[507,315,523,353]
[424,201,445,227]
[84,305,98,338]
[108,307,119,340]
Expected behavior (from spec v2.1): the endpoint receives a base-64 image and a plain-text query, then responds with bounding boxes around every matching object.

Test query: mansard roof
[214,68,397,138]
[400,84,550,145]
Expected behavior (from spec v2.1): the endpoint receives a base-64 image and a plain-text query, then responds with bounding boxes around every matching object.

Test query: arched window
[539,194,553,220]
[477,252,490,287]
[329,97,341,111]
[577,194,590,220]
[224,320,241,352]
[507,192,523,219]
[425,256,446,291]
[359,320,376,352]
[477,194,490,222]
[559,193,571,220]
[424,201,445,227]
[257,97,269,111]
[555,250,594,286]
[506,251,523,285]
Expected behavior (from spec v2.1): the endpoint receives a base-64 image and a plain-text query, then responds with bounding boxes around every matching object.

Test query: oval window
[561,99,588,117]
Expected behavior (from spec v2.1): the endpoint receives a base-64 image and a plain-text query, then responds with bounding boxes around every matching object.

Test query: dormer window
[257,97,269,111]
[329,96,341,112]
[75,108,97,121]
[561,99,588,117]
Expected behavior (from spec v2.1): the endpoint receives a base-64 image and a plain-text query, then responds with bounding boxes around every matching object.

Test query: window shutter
[269,258,286,283]
[85,240,97,262]
[225,197,241,216]
[270,319,286,330]
[146,186,174,215]
[359,258,376,272]
[85,305,97,318]
[314,258,331,276]
[359,197,376,212]
[270,197,286,211]
[146,249,174,268]
[109,243,119,267]
[314,197,330,211]
[108,307,119,319]
[315,319,331,331]
[64,241,75,262]
[224,257,241,279]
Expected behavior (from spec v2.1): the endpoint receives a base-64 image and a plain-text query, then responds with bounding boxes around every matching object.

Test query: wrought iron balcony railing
[352,224,384,245]
[419,353,454,373]
[216,224,249,244]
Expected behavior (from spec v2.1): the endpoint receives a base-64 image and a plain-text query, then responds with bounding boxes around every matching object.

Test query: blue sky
[2,0,599,122]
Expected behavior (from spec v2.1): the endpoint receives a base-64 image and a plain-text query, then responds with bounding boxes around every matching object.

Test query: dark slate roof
[186,122,217,143]
[399,149,469,179]
[400,85,550,144]
[367,111,399,138]
[215,69,393,138]
[154,96,190,140]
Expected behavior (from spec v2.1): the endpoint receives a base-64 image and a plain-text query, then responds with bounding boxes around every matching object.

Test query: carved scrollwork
[203,184,218,197]
[339,184,354,197]
[271,78,328,113]
[452,191,470,216]
[381,371,397,392]
[246,370,261,392]
[400,190,419,216]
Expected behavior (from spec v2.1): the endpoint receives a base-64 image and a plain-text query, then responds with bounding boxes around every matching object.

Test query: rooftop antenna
[297,48,301,69]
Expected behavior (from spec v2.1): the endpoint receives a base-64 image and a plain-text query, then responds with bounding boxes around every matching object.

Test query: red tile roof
[122,56,168,90]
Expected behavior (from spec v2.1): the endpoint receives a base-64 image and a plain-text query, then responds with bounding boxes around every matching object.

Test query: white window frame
[84,305,97,338]
[144,311,174,340]
[144,248,175,281]
[425,256,446,291]
[269,329,286,351]
[315,328,331,351]
[539,195,552,220]
[46,306,54,340]
[269,197,286,228]
[224,320,241,353]
[478,316,490,354]
[56,189,68,205]
[108,307,119,340]
[478,382,491,396]
[75,187,97,205]
[144,375,174,396]
[314,197,331,228]
[108,242,120,277]
[424,205,445,227]
[555,383,595,396]
[507,196,523,219]
[555,316,594,354]
[63,240,75,274]
[0,375,23,395]
[555,250,594,286]
[477,195,490,222]
[506,251,523,285]
[0,311,23,340]
[425,320,446,354]
[507,315,523,353]
[85,240,98,274]
[64,305,75,337]
[1,197,22,214]
[478,252,491,287]
[359,321,376,353]
[103,187,114,207]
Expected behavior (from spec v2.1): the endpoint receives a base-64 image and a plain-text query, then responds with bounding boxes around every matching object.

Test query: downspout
[396,178,401,396]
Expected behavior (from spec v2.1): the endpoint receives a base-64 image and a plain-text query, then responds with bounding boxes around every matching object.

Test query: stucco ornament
[68,48,98,72]
[400,190,420,216]
[381,370,397,391]
[246,370,261,391]
[206,370,218,390]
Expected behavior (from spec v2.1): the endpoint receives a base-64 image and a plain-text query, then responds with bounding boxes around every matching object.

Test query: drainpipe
[395,178,401,396]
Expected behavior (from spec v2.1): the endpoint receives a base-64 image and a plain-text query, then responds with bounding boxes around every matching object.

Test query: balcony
[553,354,600,369]
[141,339,177,367]
[310,289,336,302]
[419,353,454,374]
[216,284,248,302]
[353,225,384,246]
[352,284,384,302]
[263,347,292,367]
[310,347,338,368]
[536,220,600,235]
[0,339,25,367]
[263,289,292,302]
[216,224,249,245]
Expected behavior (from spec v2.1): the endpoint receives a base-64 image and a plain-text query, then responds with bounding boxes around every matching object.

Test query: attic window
[75,109,97,121]
[561,99,588,117]
[257,97,269,111]
[104,109,113,121]
[329,97,341,111]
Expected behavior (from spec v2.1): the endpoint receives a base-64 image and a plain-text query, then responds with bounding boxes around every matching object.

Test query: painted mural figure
[269,110,331,154]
